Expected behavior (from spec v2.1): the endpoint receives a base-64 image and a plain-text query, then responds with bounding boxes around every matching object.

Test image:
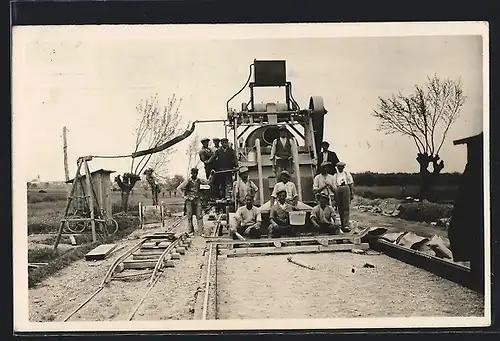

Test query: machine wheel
[309,96,326,114]
[66,215,88,233]
[104,218,119,235]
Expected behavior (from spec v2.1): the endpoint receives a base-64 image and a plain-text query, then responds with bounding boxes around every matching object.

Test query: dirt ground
[217,252,484,319]
[28,216,207,322]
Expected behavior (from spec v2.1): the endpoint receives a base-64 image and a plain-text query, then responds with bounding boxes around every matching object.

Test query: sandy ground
[28,216,208,322]
[217,252,484,319]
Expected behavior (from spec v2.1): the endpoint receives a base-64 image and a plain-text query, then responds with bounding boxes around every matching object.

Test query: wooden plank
[223,243,369,257]
[132,254,160,261]
[85,244,118,261]
[207,235,355,246]
[123,259,174,269]
[133,250,165,256]
[69,235,77,245]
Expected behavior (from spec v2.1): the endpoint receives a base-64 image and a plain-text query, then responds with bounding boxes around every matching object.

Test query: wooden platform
[85,244,118,261]
[222,243,370,257]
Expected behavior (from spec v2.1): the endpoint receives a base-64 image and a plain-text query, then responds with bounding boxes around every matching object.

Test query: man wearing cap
[198,138,214,179]
[332,161,354,232]
[207,137,238,198]
[269,189,298,238]
[232,166,259,208]
[310,193,338,235]
[211,138,221,152]
[317,141,340,175]
[177,168,213,236]
[270,126,297,178]
[270,170,299,208]
[231,194,262,239]
[313,161,337,206]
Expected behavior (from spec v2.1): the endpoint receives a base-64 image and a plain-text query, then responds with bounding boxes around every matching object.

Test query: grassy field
[354,185,458,203]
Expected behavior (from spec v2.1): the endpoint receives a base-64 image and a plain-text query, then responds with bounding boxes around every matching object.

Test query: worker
[270,170,298,208]
[268,189,298,238]
[232,166,259,208]
[313,161,337,209]
[270,126,297,178]
[332,161,353,232]
[198,138,214,179]
[211,137,221,152]
[316,141,340,175]
[207,137,238,199]
[177,168,213,236]
[310,193,337,235]
[231,194,262,239]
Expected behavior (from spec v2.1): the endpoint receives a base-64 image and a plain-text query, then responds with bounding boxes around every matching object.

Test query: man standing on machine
[198,138,214,179]
[316,141,340,175]
[270,126,297,178]
[207,137,238,199]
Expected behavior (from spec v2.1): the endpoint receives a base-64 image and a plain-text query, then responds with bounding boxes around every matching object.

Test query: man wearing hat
[270,170,299,208]
[232,166,259,208]
[332,161,354,232]
[270,126,297,178]
[313,161,337,208]
[317,141,340,175]
[268,189,298,238]
[310,192,337,235]
[207,137,238,198]
[177,167,213,236]
[198,138,214,179]
[211,138,221,152]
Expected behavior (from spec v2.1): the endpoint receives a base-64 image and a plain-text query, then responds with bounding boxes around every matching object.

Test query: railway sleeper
[123,259,175,269]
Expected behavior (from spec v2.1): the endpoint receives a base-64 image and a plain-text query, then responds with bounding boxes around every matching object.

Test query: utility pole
[63,126,70,193]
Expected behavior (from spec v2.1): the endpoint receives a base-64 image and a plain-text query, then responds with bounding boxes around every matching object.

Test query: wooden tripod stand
[52,156,108,252]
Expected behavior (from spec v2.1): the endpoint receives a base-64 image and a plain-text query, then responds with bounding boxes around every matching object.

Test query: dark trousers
[311,221,338,234]
[231,224,261,239]
[275,158,294,178]
[268,223,297,237]
[214,173,232,199]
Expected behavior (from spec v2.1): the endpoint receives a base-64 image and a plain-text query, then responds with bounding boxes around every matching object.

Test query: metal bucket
[289,211,307,226]
[248,151,257,163]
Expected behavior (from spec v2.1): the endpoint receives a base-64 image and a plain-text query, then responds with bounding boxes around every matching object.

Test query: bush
[398,201,453,223]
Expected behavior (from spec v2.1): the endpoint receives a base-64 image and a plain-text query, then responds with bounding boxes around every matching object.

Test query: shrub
[398,201,453,223]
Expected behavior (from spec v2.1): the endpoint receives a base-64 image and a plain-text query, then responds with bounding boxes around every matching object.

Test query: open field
[355,185,458,203]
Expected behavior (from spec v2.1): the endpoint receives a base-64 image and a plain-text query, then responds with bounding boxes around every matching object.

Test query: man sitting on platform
[231,194,262,240]
[268,189,298,238]
[310,192,338,235]
[270,170,298,208]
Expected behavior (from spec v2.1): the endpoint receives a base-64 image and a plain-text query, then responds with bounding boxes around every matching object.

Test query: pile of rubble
[355,197,452,228]
[366,227,470,268]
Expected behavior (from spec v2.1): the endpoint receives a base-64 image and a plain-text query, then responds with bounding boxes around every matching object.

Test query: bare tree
[372,74,466,199]
[185,134,201,176]
[115,93,182,211]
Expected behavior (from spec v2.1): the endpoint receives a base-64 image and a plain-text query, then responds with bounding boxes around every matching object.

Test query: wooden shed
[448,132,484,292]
[66,169,116,220]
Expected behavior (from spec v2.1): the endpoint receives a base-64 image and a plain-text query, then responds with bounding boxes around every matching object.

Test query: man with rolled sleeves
[231,194,262,239]
[310,192,338,235]
[268,189,298,238]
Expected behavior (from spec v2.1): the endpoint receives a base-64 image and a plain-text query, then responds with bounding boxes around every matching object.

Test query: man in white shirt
[270,126,297,178]
[270,170,298,208]
[332,161,354,232]
[231,194,262,239]
[313,161,336,206]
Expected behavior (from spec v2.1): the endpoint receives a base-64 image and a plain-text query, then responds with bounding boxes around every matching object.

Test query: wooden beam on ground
[85,244,118,261]
[287,256,315,270]
[206,234,361,246]
[123,259,174,269]
[223,243,369,257]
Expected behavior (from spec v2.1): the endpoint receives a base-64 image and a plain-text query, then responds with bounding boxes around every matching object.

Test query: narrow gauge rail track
[64,216,190,321]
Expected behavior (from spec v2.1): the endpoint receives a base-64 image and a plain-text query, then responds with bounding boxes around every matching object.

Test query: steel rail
[201,222,220,320]
[63,216,184,322]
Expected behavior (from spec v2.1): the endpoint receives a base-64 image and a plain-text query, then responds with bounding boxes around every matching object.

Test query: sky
[12,24,486,182]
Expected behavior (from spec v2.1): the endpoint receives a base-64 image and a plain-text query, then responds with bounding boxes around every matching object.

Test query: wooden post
[62,126,70,194]
[292,139,302,202]
[255,138,264,206]
[83,160,97,242]
[53,160,83,251]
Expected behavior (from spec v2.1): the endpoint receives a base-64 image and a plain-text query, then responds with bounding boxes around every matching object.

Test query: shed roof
[453,132,483,146]
[65,169,116,183]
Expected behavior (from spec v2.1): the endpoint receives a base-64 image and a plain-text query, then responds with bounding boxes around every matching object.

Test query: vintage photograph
[12,22,490,331]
